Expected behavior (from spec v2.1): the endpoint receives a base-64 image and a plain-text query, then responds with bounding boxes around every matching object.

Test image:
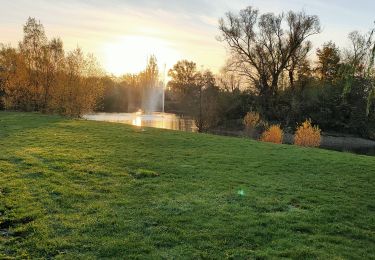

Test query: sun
[103,35,181,76]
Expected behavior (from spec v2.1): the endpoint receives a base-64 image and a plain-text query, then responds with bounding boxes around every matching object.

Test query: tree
[195,70,219,131]
[316,41,341,81]
[345,30,374,74]
[167,60,200,114]
[41,38,64,111]
[287,41,312,89]
[218,6,320,108]
[0,44,29,110]
[19,17,48,110]
[168,60,198,93]
[167,61,220,131]
[217,66,242,92]
[341,26,375,118]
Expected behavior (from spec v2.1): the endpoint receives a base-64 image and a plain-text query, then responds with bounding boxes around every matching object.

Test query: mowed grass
[0,112,374,259]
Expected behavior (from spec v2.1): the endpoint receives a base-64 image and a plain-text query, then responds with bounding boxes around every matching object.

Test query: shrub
[243,111,260,129]
[294,119,321,147]
[260,124,283,144]
[243,111,265,138]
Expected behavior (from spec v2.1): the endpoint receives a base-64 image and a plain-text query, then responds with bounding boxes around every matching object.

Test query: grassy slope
[0,112,374,259]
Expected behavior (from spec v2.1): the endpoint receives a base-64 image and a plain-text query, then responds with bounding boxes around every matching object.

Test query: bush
[243,111,260,129]
[294,119,321,147]
[243,111,265,138]
[260,125,283,144]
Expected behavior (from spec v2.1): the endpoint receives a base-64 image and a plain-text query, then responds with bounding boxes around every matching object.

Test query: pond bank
[209,129,375,156]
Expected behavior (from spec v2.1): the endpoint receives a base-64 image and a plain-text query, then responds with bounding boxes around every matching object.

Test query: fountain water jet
[84,74,197,131]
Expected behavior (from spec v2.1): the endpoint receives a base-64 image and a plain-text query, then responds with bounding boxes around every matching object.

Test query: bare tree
[342,25,375,116]
[217,65,243,92]
[344,29,375,76]
[286,41,312,89]
[218,6,320,104]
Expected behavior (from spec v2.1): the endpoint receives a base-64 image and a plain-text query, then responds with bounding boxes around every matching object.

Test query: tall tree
[287,41,312,89]
[342,26,375,116]
[345,30,374,75]
[168,60,199,93]
[218,6,320,106]
[167,60,199,114]
[217,66,242,92]
[316,41,341,81]
[0,44,29,110]
[19,17,47,110]
[41,37,64,110]
[167,60,220,131]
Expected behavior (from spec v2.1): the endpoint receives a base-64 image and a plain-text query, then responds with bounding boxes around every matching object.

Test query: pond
[320,144,375,156]
[83,113,375,156]
[83,112,198,132]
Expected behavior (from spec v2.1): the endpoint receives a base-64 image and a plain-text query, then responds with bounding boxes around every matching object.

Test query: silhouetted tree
[167,60,200,114]
[316,41,341,81]
[218,6,320,109]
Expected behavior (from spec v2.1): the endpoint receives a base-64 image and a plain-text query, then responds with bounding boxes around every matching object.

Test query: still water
[83,113,375,156]
[83,112,198,132]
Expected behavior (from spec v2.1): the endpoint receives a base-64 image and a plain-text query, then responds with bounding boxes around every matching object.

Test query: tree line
[164,7,375,138]
[1,8,375,139]
[0,18,105,116]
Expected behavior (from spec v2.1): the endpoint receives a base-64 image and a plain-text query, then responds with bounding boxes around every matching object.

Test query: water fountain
[83,81,197,132]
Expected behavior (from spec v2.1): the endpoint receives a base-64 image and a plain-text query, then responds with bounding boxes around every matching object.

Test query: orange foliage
[260,125,283,144]
[243,111,260,129]
[294,119,321,147]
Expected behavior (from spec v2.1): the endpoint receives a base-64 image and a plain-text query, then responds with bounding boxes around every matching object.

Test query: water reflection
[83,112,198,132]
[132,116,142,127]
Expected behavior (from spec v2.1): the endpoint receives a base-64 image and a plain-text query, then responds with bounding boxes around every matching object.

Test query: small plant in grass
[260,125,283,144]
[294,119,321,147]
[132,168,159,179]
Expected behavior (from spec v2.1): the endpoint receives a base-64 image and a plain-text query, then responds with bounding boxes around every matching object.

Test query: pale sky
[0,0,374,75]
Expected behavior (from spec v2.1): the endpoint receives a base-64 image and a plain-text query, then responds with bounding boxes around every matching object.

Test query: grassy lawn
[0,112,374,259]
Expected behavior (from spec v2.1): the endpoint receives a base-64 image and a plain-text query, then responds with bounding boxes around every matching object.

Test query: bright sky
[0,0,374,75]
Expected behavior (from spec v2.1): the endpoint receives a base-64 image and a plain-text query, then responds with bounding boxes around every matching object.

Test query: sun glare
[103,35,181,76]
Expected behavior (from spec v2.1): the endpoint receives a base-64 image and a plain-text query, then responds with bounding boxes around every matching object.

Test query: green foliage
[367,88,375,116]
[0,112,374,258]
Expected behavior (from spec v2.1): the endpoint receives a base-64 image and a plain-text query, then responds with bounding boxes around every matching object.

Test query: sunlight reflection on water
[83,112,198,132]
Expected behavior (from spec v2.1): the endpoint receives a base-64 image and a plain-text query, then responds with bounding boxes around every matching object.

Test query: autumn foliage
[0,18,104,116]
[243,111,260,129]
[260,124,283,144]
[294,120,321,147]
[243,111,268,138]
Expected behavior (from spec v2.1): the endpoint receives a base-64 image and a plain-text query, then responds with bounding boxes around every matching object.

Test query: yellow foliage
[294,119,321,147]
[260,125,283,144]
[243,111,260,129]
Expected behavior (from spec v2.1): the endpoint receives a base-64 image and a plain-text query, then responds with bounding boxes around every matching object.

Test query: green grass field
[0,112,374,259]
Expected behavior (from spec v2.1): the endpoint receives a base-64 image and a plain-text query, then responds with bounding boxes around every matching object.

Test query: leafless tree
[218,6,320,104]
[216,65,243,92]
[286,41,312,89]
